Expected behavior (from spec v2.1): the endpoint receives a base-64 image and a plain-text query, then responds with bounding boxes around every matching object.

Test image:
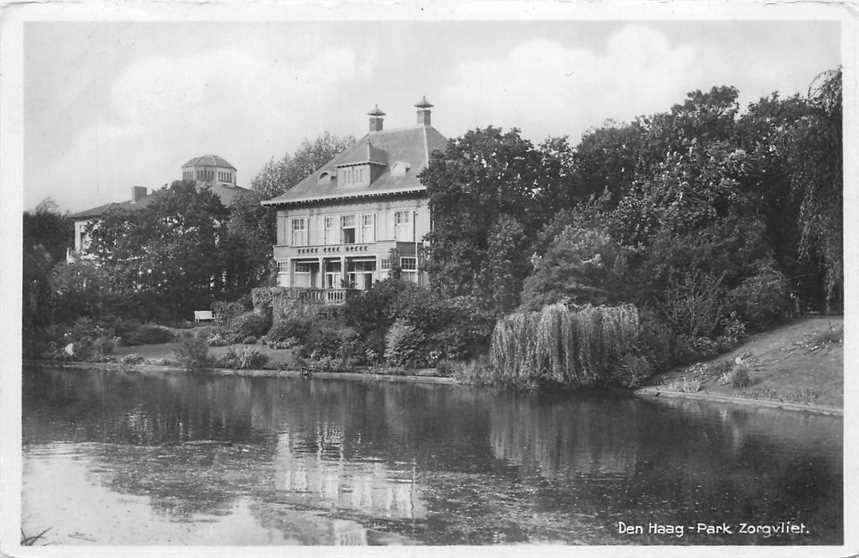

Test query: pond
[22,365,842,545]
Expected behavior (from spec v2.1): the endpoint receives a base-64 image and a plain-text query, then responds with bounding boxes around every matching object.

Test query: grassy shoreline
[26,317,843,415]
[635,317,843,416]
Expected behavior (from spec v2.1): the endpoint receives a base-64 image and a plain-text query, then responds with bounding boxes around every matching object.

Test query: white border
[1,2,856,558]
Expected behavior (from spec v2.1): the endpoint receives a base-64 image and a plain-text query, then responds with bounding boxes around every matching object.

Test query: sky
[23,19,841,213]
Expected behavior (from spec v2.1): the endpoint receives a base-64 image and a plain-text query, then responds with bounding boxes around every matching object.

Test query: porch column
[317,256,324,288]
[287,257,293,288]
[340,255,346,288]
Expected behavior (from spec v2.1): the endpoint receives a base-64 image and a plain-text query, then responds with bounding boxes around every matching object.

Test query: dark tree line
[422,69,843,336]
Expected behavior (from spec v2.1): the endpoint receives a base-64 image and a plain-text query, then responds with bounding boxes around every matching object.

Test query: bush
[384,319,428,368]
[264,317,312,344]
[219,346,269,369]
[451,356,495,385]
[121,324,175,346]
[726,259,791,330]
[435,360,456,377]
[228,312,272,341]
[612,353,654,389]
[172,334,210,369]
[206,332,230,346]
[119,353,145,366]
[242,336,258,345]
[729,359,751,388]
[300,322,359,364]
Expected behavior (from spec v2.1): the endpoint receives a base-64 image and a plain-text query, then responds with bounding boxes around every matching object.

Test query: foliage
[250,132,355,199]
[84,180,266,322]
[384,319,428,368]
[729,359,752,388]
[422,126,575,310]
[242,336,258,344]
[119,323,175,346]
[119,353,145,366]
[488,303,640,388]
[227,312,272,341]
[521,224,628,310]
[264,317,313,344]
[219,346,269,369]
[611,353,654,389]
[172,334,211,369]
[450,356,495,385]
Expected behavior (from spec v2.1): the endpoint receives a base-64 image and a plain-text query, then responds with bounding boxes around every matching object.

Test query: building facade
[262,98,446,299]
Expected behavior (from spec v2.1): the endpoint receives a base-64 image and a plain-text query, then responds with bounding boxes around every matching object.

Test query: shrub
[451,356,495,385]
[228,312,272,340]
[206,332,230,346]
[299,322,360,366]
[726,259,791,330]
[729,359,751,388]
[212,301,247,326]
[384,319,428,368]
[242,336,258,345]
[172,334,210,369]
[660,270,727,338]
[122,324,175,346]
[119,353,145,366]
[612,353,654,389]
[435,359,456,377]
[219,346,269,369]
[264,317,312,344]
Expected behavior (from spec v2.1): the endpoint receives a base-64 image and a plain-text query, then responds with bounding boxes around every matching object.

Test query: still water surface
[22,366,842,545]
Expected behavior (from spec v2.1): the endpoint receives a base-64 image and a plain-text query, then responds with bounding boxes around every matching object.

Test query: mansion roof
[262,124,448,207]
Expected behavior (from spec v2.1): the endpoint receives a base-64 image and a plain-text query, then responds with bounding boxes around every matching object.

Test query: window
[291,218,307,246]
[400,257,417,270]
[277,261,289,273]
[380,258,390,270]
[324,216,337,245]
[361,214,375,243]
[395,211,413,241]
[341,215,356,244]
[294,262,313,273]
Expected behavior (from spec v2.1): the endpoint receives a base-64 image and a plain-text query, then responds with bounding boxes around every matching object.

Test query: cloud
[441,26,712,141]
[37,46,370,211]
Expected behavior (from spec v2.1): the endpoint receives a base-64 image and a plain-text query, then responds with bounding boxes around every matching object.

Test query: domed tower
[181,154,237,187]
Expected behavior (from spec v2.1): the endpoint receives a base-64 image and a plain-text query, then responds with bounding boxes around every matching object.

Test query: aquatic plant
[489,303,640,388]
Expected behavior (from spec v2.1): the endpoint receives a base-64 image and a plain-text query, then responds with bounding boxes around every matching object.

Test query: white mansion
[262,98,447,300]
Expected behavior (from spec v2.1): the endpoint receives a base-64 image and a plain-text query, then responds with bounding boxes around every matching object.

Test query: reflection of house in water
[272,425,426,521]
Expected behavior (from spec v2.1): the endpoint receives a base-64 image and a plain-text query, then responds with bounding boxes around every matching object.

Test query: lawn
[112,340,300,368]
[645,317,843,409]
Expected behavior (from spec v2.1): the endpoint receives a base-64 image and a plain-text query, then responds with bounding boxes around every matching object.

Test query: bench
[194,310,214,323]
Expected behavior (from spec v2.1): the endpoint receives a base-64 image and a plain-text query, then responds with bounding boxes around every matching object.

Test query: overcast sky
[24,20,840,213]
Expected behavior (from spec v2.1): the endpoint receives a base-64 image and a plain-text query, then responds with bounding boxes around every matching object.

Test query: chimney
[131,186,147,203]
[368,105,385,132]
[415,96,433,126]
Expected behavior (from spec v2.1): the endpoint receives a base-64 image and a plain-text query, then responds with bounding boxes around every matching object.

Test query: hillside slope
[636,317,843,412]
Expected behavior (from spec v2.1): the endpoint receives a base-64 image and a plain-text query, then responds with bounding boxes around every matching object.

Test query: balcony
[291,288,359,305]
[273,240,418,261]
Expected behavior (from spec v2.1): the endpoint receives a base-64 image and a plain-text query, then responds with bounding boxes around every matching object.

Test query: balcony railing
[293,288,358,305]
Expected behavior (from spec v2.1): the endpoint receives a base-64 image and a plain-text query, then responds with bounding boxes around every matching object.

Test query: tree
[86,180,234,320]
[421,127,575,311]
[22,200,74,356]
[251,132,355,199]
[787,69,842,312]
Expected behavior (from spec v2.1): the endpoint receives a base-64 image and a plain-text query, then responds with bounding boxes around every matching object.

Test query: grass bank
[636,317,843,415]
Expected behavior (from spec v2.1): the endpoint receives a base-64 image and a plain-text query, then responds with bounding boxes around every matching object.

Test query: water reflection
[22,366,842,545]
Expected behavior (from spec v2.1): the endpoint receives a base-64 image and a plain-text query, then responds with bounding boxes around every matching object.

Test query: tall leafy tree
[251,132,355,199]
[86,180,232,320]
[421,127,573,312]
